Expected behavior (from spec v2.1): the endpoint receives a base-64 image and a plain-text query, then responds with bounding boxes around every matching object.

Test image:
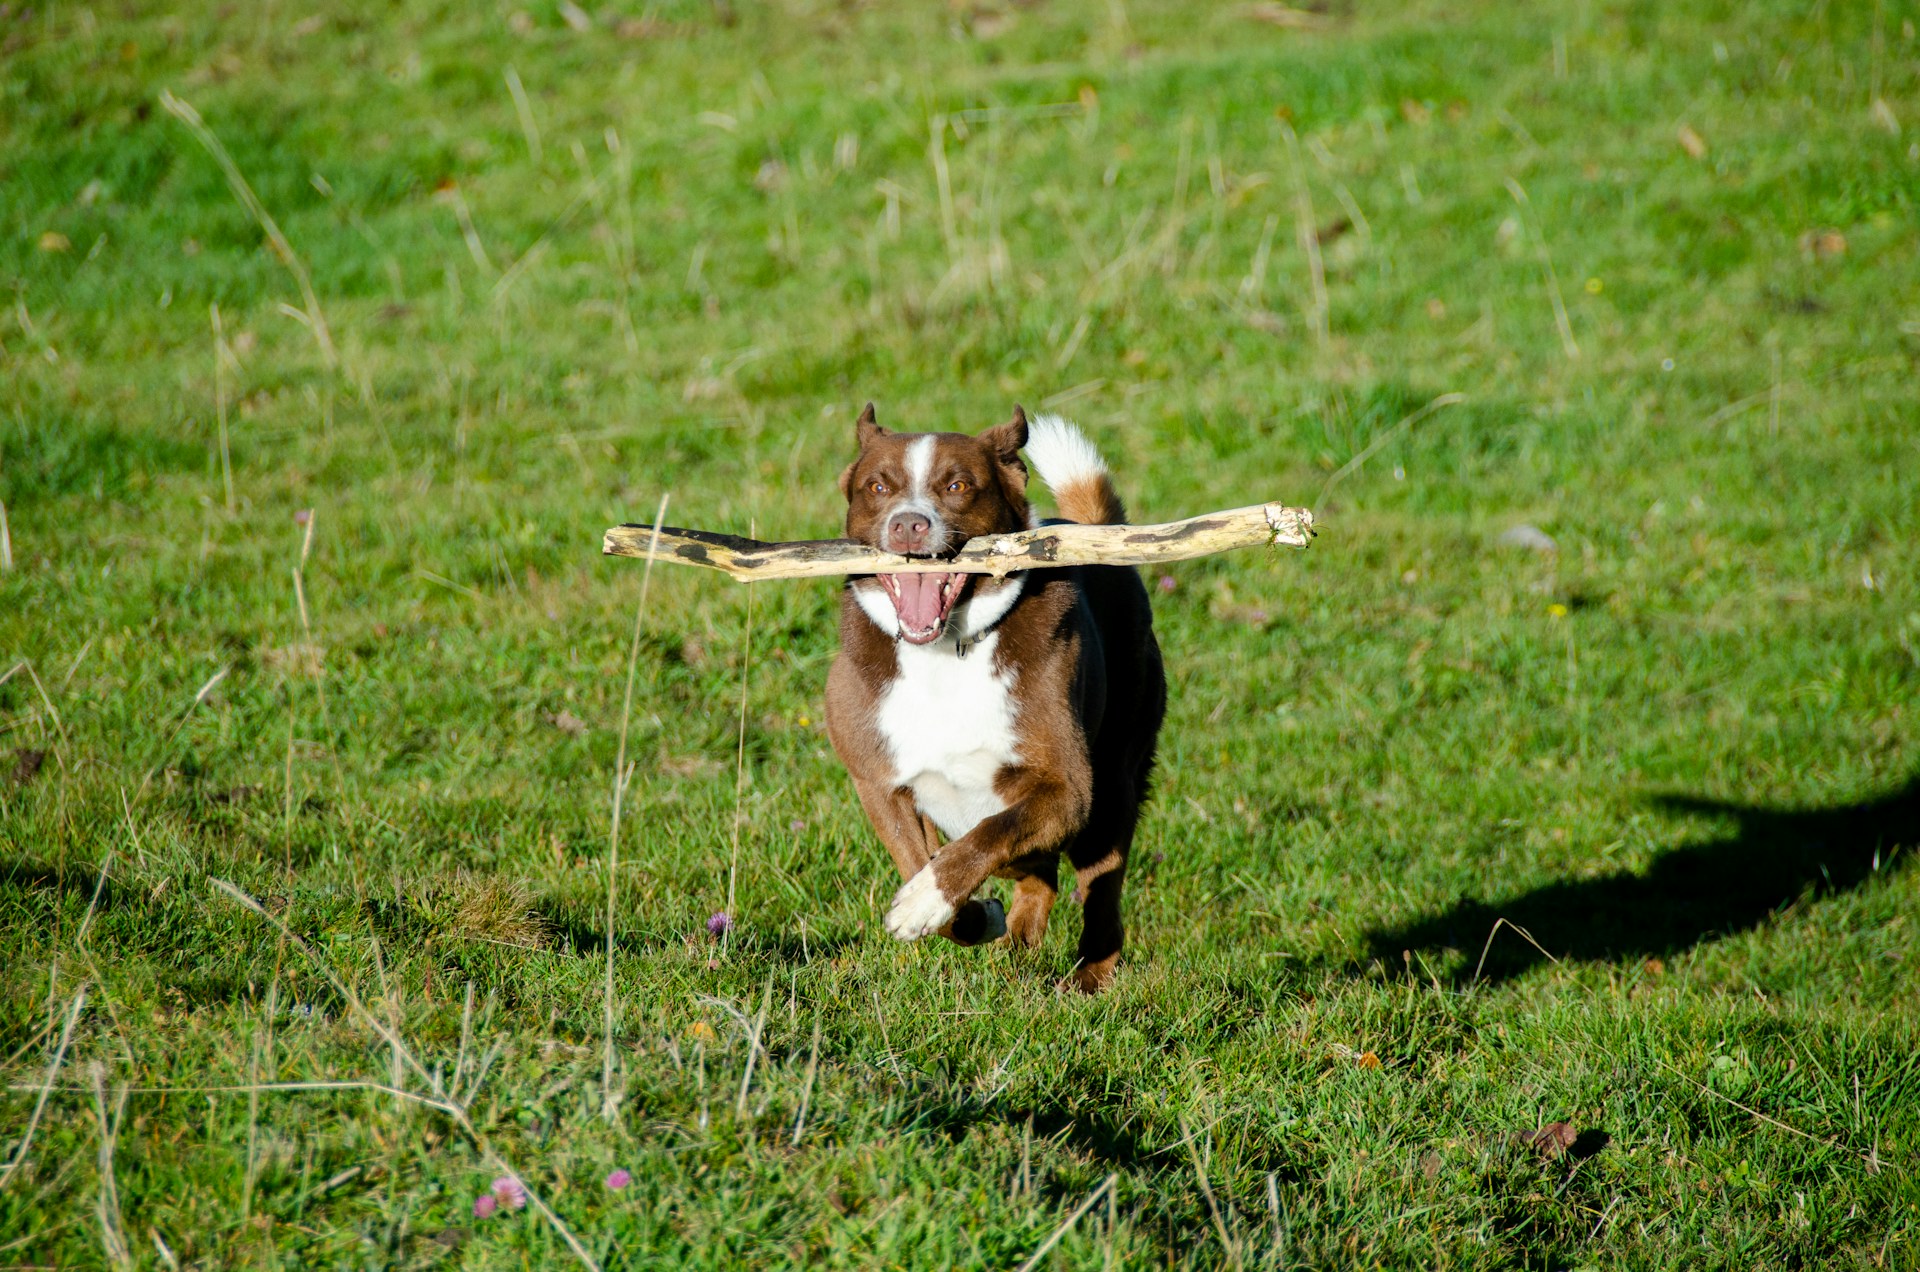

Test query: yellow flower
[1548,603,1569,618]
[1584,277,1603,294]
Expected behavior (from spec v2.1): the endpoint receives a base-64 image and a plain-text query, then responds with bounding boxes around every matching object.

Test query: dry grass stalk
[1,659,71,774]
[1266,1171,1286,1260]
[208,877,601,1270]
[287,511,352,823]
[158,91,337,369]
[88,1066,133,1269]
[75,848,113,948]
[1314,393,1467,509]
[0,985,87,1190]
[135,666,230,797]
[725,518,758,924]
[503,65,543,164]
[734,973,774,1117]
[790,1015,823,1147]
[1282,124,1329,354]
[606,494,669,1120]
[210,303,236,513]
[1179,1117,1241,1269]
[1503,177,1580,361]
[1651,1057,1881,1168]
[1469,916,1561,986]
[242,976,277,1223]
[1015,1172,1119,1272]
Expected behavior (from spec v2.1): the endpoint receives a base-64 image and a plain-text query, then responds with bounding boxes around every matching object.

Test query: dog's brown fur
[824,405,1166,992]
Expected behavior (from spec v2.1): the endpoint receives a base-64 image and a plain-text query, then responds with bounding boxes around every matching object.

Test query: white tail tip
[1023,414,1107,492]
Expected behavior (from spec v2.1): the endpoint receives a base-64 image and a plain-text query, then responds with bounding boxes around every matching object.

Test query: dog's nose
[885,510,932,554]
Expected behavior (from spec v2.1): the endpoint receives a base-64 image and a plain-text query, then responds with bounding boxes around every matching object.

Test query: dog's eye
[946,479,968,494]
[868,480,889,495]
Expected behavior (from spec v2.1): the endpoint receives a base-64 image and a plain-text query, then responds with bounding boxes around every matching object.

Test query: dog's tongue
[889,572,947,635]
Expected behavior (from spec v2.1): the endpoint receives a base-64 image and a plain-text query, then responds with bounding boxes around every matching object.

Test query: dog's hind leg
[853,777,1004,946]
[997,852,1059,949]
[1063,796,1139,994]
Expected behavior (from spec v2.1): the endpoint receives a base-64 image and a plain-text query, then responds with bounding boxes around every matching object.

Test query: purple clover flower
[491,1176,528,1211]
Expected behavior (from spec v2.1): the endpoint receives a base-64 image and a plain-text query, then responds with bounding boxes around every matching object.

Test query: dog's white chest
[874,633,1018,840]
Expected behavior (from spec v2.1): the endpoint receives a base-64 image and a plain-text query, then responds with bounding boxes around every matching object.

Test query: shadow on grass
[539,907,861,966]
[1363,774,1920,985]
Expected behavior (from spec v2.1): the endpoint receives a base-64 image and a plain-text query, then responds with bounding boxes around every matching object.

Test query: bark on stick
[602,502,1313,582]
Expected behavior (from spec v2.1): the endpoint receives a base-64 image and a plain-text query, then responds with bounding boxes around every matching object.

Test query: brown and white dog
[824,404,1165,993]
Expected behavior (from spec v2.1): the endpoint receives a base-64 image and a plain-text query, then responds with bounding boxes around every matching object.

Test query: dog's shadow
[1362,773,1920,985]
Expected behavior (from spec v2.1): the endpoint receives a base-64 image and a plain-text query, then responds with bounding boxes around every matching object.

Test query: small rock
[1497,524,1558,553]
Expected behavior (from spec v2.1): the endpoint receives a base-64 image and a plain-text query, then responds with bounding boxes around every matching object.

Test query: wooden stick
[602,501,1313,582]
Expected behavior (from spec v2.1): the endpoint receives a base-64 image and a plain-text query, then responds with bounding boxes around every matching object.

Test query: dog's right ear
[854,402,887,449]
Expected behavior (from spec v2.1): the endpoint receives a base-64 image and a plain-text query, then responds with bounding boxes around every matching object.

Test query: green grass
[2,0,1917,1266]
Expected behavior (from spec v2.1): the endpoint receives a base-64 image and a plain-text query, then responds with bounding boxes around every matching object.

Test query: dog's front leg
[886,774,1088,942]
[852,777,1007,946]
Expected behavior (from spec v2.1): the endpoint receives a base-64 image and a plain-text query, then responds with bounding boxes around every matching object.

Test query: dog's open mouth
[877,572,966,645]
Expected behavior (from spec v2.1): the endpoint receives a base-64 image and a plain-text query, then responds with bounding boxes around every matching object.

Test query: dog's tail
[1025,414,1128,525]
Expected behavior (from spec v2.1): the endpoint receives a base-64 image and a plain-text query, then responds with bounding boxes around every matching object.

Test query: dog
[824,403,1166,993]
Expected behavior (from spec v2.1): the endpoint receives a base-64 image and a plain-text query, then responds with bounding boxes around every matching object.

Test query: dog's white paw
[886,866,955,941]
[976,896,1007,943]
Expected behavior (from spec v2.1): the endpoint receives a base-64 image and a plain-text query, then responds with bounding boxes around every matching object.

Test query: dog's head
[839,403,1030,645]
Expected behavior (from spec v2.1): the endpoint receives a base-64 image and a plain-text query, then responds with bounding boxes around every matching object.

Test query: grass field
[3,0,1918,1266]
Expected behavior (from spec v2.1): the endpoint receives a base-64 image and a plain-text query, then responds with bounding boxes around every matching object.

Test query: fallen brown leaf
[1513,1121,1578,1158]
[9,748,46,786]
[263,642,325,678]
[544,709,587,737]
[1797,229,1848,259]
[1676,123,1708,159]
[1315,215,1352,244]
[660,754,721,780]
[1244,3,1330,29]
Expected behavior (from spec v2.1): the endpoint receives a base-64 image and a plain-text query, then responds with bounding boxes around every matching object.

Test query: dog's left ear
[978,404,1029,498]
